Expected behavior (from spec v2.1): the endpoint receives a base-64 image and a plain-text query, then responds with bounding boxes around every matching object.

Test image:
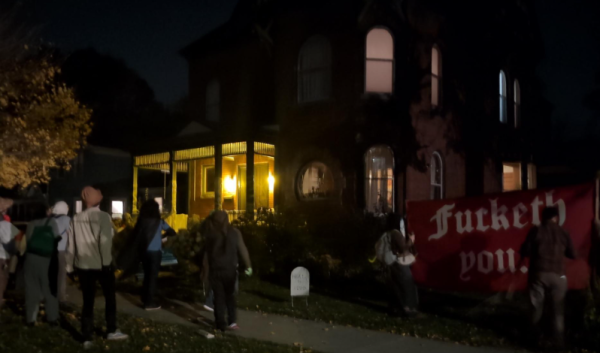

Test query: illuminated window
[111,200,124,219]
[431,152,443,200]
[201,165,216,198]
[154,197,163,212]
[298,35,331,103]
[365,28,394,93]
[499,71,507,123]
[431,45,441,107]
[514,79,521,128]
[297,162,334,200]
[206,79,220,122]
[527,164,537,190]
[502,162,521,192]
[365,146,394,213]
[75,200,83,214]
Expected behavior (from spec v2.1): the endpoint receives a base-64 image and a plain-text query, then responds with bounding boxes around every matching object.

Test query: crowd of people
[0,186,254,349]
[0,183,577,350]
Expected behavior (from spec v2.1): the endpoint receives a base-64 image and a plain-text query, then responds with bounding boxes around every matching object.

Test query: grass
[151,273,519,348]
[0,298,313,353]
[149,271,600,352]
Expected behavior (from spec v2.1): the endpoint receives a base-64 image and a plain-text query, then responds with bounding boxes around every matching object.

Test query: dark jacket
[117,218,175,279]
[520,222,576,275]
[204,211,251,273]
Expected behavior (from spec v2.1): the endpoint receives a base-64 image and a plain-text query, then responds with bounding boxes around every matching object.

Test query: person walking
[23,203,61,325]
[51,201,71,302]
[0,197,18,308]
[116,200,175,310]
[66,186,128,349]
[520,206,576,348]
[204,210,252,331]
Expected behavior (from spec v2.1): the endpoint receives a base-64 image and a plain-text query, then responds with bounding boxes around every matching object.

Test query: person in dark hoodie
[204,210,251,331]
[117,200,176,310]
[520,206,576,348]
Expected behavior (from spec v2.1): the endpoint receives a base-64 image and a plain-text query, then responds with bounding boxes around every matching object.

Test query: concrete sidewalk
[65,284,518,353]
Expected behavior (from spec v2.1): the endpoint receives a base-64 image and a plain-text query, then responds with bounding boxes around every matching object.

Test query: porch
[133,141,275,229]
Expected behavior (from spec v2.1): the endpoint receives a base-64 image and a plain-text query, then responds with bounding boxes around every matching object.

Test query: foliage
[164,215,205,273]
[0,51,92,188]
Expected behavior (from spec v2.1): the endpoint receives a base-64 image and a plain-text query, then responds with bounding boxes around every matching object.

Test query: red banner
[407,183,595,292]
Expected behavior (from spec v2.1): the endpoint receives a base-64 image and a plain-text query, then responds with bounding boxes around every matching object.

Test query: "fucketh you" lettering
[428,191,566,241]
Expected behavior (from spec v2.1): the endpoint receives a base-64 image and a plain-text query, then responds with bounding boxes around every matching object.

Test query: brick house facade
[133,0,546,221]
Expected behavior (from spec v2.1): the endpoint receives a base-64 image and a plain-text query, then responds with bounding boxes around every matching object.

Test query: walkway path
[65,284,518,353]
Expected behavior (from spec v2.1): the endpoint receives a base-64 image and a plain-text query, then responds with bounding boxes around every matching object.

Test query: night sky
[23,0,600,139]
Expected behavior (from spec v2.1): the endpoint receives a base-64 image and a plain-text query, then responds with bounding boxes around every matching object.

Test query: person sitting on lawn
[204,210,252,331]
[117,199,176,310]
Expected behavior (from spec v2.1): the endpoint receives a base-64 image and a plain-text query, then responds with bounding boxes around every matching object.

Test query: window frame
[296,161,335,201]
[74,199,83,214]
[431,45,442,108]
[364,27,395,94]
[206,79,220,122]
[499,70,507,123]
[297,35,332,103]
[364,145,395,213]
[430,152,444,200]
[201,165,216,199]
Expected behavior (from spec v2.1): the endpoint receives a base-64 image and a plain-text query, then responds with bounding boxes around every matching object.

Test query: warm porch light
[224,175,237,196]
[268,173,275,192]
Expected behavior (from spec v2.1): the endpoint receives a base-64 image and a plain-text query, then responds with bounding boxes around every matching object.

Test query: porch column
[246,140,255,219]
[132,166,138,214]
[170,152,177,214]
[215,143,223,210]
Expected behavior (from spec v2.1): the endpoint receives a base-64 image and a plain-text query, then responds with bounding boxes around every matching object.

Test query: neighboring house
[132,0,546,220]
[48,145,132,219]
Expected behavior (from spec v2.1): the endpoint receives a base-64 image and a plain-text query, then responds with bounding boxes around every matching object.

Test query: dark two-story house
[131,0,547,224]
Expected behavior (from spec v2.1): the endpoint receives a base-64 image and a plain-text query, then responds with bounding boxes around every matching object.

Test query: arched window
[365,28,394,94]
[431,45,441,107]
[431,152,443,200]
[297,161,335,200]
[365,145,394,213]
[514,79,521,128]
[298,35,332,103]
[206,79,220,122]
[499,71,507,123]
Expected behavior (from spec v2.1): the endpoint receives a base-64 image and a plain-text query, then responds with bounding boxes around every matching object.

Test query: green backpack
[27,218,56,257]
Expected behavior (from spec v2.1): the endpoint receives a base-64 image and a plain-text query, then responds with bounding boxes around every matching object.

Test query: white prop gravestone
[290,267,310,307]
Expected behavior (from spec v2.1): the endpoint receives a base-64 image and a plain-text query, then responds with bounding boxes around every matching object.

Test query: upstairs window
[298,35,332,103]
[431,46,441,107]
[499,71,507,123]
[206,79,220,122]
[365,145,394,213]
[430,152,444,200]
[365,28,394,93]
[502,162,521,192]
[514,79,521,128]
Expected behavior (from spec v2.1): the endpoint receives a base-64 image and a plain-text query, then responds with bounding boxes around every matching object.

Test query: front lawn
[0,298,311,353]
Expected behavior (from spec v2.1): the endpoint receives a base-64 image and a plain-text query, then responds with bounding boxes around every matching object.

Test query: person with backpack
[51,201,71,302]
[23,202,61,325]
[66,186,128,349]
[116,200,176,310]
[204,210,252,331]
[375,213,419,317]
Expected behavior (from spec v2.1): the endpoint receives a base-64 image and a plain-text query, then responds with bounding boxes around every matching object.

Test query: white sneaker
[203,305,214,312]
[83,341,94,350]
[107,330,129,341]
[228,323,240,330]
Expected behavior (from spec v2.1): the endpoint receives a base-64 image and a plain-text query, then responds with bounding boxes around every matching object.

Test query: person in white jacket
[0,197,18,308]
[67,186,128,349]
